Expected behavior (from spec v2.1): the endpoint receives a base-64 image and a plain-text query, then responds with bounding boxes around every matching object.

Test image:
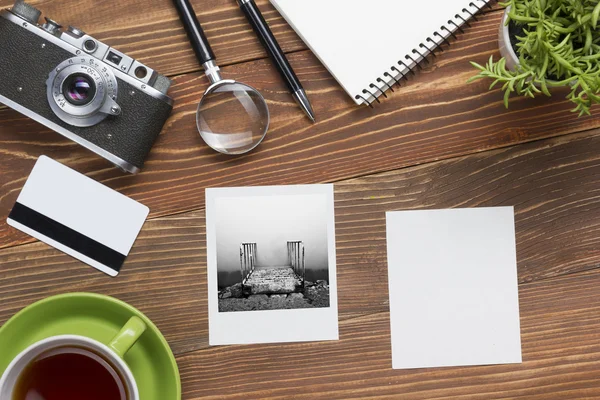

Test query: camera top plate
[0,8,173,106]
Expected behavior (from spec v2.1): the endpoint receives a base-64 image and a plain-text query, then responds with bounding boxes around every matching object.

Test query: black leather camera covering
[0,16,173,170]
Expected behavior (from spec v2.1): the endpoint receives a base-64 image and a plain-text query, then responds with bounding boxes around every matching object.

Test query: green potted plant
[469,0,600,116]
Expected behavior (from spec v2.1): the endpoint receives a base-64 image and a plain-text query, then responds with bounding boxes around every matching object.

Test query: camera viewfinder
[106,51,122,66]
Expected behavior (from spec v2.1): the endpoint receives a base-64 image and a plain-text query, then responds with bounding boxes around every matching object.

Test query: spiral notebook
[270,0,494,106]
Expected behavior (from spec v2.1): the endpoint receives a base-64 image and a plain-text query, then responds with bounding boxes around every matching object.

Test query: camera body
[0,1,174,173]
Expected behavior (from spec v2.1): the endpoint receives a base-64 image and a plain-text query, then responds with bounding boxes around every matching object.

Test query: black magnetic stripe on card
[8,202,125,272]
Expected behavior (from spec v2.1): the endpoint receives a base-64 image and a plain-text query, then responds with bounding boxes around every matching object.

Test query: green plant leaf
[469,0,600,116]
[540,78,551,96]
[469,61,485,71]
[503,87,511,108]
[593,2,600,29]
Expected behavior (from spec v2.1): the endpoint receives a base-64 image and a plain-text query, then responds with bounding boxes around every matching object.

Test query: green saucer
[0,292,181,399]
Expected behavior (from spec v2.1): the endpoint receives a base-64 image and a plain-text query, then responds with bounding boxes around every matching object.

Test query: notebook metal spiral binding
[355,0,496,108]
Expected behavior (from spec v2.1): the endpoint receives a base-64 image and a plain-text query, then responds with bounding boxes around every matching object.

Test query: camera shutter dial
[10,1,41,24]
[46,56,120,127]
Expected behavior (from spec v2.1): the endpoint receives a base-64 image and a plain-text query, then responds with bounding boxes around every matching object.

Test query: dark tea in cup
[13,347,127,400]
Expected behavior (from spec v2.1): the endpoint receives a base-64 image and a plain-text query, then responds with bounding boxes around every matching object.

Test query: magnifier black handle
[238,0,301,93]
[173,0,215,64]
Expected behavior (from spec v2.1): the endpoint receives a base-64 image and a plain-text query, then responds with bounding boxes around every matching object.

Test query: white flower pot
[498,6,519,71]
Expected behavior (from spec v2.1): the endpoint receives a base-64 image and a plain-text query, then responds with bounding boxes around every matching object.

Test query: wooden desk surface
[1,1,600,398]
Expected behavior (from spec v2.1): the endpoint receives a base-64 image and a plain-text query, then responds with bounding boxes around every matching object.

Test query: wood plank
[176,269,600,399]
[0,0,306,75]
[1,129,599,356]
[2,9,599,250]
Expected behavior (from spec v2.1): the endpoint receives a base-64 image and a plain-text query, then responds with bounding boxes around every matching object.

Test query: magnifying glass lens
[197,82,269,155]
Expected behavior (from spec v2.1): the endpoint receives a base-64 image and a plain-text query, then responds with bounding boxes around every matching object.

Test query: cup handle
[108,316,147,359]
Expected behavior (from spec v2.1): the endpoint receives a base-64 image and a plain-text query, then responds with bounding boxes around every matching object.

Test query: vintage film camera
[0,1,174,173]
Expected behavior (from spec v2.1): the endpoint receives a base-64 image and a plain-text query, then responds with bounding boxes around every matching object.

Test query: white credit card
[7,156,149,276]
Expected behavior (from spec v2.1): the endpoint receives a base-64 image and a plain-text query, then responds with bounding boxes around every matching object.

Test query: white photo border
[206,184,339,345]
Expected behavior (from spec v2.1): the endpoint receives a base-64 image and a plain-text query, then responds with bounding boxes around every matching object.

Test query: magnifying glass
[173,0,270,155]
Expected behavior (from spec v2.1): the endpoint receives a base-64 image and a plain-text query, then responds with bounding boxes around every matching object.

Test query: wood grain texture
[178,269,600,399]
[0,0,306,75]
[1,8,599,250]
[1,129,600,399]
[1,1,599,398]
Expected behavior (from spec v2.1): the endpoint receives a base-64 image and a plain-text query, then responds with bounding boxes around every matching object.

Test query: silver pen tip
[293,89,316,123]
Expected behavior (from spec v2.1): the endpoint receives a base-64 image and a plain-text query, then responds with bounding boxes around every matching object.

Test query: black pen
[237,0,315,122]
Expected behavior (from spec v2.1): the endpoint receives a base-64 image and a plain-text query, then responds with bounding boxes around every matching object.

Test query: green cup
[0,316,146,399]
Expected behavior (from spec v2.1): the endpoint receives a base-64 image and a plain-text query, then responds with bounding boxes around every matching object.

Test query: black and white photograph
[206,185,338,345]
[216,194,330,312]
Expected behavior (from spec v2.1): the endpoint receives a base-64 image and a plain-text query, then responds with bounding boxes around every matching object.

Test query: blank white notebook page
[386,207,522,369]
[271,0,491,104]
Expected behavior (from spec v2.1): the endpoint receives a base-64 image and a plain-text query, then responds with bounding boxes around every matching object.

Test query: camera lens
[62,73,96,106]
[48,56,121,127]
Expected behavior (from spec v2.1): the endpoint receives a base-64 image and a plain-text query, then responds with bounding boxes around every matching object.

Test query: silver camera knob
[42,17,62,36]
[11,0,41,24]
[67,25,85,38]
